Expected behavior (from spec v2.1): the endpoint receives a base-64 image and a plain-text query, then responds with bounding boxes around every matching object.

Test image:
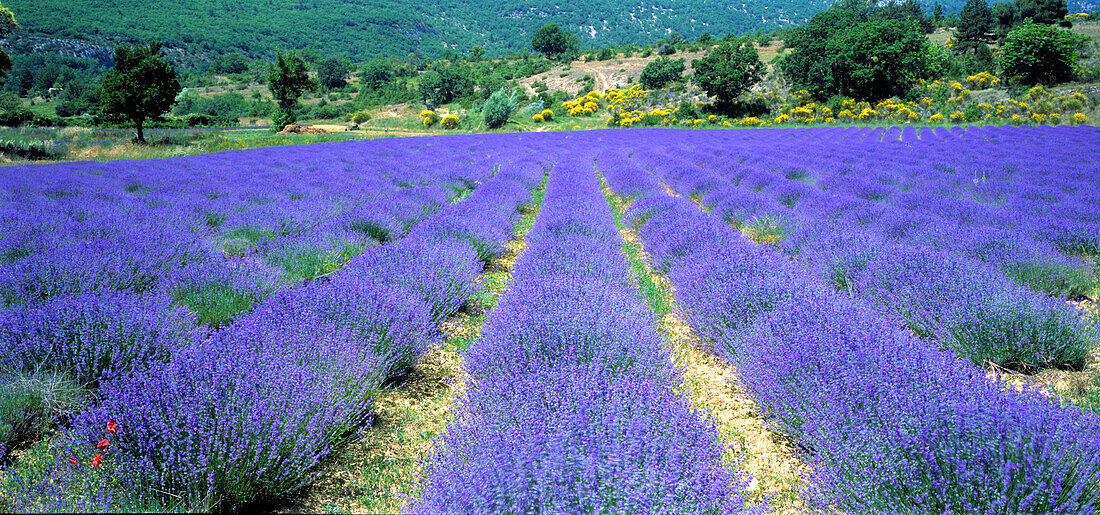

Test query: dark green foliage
[691,39,764,105]
[209,52,250,74]
[96,42,182,143]
[958,0,995,48]
[0,91,31,126]
[0,6,15,78]
[876,0,936,33]
[359,58,394,90]
[482,88,517,129]
[999,21,1082,84]
[991,0,1070,38]
[639,56,685,89]
[267,49,313,114]
[531,24,579,61]
[780,1,938,101]
[418,65,470,106]
[316,56,351,90]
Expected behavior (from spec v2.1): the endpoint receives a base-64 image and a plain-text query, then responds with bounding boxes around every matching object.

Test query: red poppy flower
[92,454,102,467]
[106,420,118,434]
[68,457,78,465]
[96,438,110,450]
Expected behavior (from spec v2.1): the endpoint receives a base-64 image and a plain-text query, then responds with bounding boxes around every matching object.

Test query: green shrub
[1,369,89,451]
[482,88,517,129]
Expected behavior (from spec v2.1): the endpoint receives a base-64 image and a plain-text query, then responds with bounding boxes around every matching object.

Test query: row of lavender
[415,154,757,513]
[639,127,1098,372]
[1,134,550,510]
[596,129,1100,513]
[695,125,1100,295]
[0,139,504,323]
[0,138,497,451]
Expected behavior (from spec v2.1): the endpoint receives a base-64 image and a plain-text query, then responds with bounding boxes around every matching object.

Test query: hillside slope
[2,0,991,63]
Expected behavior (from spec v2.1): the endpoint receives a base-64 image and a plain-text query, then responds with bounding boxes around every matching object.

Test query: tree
[417,65,468,106]
[957,0,995,50]
[317,56,351,90]
[0,5,15,79]
[531,24,579,61]
[209,53,250,75]
[780,3,938,101]
[267,49,313,122]
[97,42,181,143]
[933,3,945,23]
[999,21,1082,84]
[468,46,486,62]
[359,58,393,90]
[691,38,764,106]
[1014,0,1068,24]
[639,56,685,89]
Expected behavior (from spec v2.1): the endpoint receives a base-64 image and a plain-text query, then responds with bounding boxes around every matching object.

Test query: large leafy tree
[316,56,351,91]
[999,21,1082,84]
[957,0,995,49]
[97,42,181,143]
[267,49,313,123]
[639,56,685,89]
[780,1,937,101]
[0,4,17,78]
[691,39,763,106]
[417,65,469,106]
[531,24,579,61]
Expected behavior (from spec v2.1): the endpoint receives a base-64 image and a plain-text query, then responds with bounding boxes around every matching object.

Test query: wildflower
[97,439,110,450]
[68,457,78,465]
[106,420,118,434]
[92,454,102,467]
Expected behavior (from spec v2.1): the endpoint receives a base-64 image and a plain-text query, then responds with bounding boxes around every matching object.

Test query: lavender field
[2,125,1099,513]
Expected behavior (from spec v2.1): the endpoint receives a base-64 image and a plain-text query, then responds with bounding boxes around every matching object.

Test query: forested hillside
[1,0,1009,63]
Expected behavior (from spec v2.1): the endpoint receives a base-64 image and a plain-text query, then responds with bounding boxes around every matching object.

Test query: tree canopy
[999,21,1083,84]
[691,39,764,106]
[780,0,938,101]
[267,49,313,115]
[957,0,995,49]
[316,56,351,90]
[531,24,579,61]
[0,4,16,78]
[639,56,686,89]
[97,42,181,142]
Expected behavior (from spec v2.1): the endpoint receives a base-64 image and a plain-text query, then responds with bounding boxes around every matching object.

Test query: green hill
[5,0,963,64]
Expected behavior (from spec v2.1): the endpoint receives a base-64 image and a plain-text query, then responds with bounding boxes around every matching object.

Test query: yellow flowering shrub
[707,114,718,123]
[965,71,1000,89]
[541,109,554,121]
[1031,113,1048,124]
[774,114,790,124]
[532,114,544,123]
[421,110,439,127]
[440,114,460,129]
[1073,112,1088,124]
[950,111,964,123]
[930,113,945,123]
[858,108,876,121]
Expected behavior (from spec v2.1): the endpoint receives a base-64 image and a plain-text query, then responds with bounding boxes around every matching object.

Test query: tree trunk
[135,118,145,143]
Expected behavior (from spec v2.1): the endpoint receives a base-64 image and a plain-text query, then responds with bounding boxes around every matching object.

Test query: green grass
[272,241,364,283]
[172,282,268,327]
[218,226,273,256]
